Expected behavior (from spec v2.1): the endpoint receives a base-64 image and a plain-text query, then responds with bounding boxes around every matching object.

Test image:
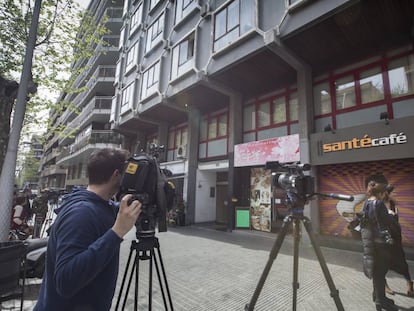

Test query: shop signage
[322,132,407,153]
[234,134,300,167]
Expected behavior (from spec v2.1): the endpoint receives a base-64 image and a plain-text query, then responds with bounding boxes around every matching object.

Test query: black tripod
[245,193,345,311]
[115,232,174,311]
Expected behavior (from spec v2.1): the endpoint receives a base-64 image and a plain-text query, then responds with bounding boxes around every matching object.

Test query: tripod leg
[153,246,174,310]
[245,215,293,311]
[115,247,136,311]
[302,217,345,311]
[135,255,140,311]
[292,218,301,311]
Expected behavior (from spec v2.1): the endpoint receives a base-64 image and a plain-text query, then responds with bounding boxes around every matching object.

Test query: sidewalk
[2,225,413,310]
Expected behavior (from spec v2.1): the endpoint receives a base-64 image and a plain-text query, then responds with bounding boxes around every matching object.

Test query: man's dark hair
[87,148,129,185]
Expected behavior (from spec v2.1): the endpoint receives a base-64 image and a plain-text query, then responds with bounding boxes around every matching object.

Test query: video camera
[120,143,175,237]
[266,161,314,197]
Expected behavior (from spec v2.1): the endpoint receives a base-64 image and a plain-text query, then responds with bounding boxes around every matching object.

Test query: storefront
[234,134,300,232]
[310,116,414,246]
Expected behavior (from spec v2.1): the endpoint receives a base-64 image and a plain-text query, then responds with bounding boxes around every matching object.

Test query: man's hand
[112,194,142,238]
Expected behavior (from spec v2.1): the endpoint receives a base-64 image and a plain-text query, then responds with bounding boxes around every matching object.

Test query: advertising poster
[250,168,272,232]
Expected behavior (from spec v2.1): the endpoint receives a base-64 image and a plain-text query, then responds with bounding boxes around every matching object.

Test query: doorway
[216,184,227,224]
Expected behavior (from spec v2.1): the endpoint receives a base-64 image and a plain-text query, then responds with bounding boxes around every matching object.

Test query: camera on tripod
[119,143,175,237]
[266,161,314,197]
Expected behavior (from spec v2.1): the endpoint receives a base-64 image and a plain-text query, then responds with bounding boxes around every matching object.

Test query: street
[2,225,414,311]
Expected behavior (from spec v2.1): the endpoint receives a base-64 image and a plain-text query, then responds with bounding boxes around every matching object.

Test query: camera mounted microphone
[320,193,354,202]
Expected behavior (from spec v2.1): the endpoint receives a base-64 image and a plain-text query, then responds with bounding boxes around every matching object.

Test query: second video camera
[266,161,314,196]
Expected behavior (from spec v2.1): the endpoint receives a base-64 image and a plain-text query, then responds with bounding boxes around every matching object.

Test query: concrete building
[39,0,414,247]
[110,0,414,247]
[40,0,124,190]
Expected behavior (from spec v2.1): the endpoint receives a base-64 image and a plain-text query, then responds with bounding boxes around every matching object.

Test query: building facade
[110,0,414,246]
[40,0,124,190]
[40,0,414,247]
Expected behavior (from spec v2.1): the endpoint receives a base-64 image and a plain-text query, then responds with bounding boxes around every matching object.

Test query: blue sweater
[34,189,123,311]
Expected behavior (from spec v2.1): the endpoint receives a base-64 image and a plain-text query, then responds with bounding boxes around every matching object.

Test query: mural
[317,159,414,246]
[250,168,272,232]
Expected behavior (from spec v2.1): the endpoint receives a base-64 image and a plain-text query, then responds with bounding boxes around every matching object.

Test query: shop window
[213,0,254,52]
[171,33,195,80]
[359,66,384,104]
[388,54,414,98]
[243,104,255,131]
[335,75,356,110]
[272,96,286,124]
[258,102,270,127]
[145,13,164,53]
[289,92,298,121]
[175,0,197,23]
[313,82,332,115]
[167,125,188,159]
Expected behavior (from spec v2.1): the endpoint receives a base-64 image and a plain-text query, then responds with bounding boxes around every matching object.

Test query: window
[388,54,414,98]
[175,0,197,23]
[313,82,332,115]
[125,41,139,73]
[359,67,384,104]
[200,111,229,141]
[335,75,356,110]
[258,102,270,127]
[213,0,254,52]
[171,33,195,80]
[119,28,125,50]
[289,92,298,121]
[146,13,165,53]
[149,0,161,11]
[130,3,143,35]
[122,0,129,17]
[243,104,255,131]
[141,62,160,99]
[272,96,286,124]
[167,125,189,157]
[121,82,134,110]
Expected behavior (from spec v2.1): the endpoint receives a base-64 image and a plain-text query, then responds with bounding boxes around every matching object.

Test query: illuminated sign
[323,132,407,153]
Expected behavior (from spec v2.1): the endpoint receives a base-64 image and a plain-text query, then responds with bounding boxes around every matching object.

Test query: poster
[250,168,272,232]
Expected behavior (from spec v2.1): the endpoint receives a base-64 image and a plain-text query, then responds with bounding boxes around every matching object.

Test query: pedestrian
[33,148,142,311]
[360,174,398,311]
[383,184,414,297]
[10,194,32,238]
[32,189,49,238]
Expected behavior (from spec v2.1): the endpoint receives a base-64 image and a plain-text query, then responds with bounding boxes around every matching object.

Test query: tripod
[245,193,345,311]
[115,233,174,311]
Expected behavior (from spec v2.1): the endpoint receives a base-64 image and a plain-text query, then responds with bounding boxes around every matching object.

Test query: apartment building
[110,0,414,246]
[40,0,123,190]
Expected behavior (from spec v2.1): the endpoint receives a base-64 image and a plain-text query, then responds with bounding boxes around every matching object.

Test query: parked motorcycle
[22,237,48,279]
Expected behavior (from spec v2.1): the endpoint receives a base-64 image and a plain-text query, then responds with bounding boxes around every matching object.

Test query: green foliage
[0,0,110,141]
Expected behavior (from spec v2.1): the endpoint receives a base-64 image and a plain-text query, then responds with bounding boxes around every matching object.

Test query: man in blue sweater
[34,148,142,311]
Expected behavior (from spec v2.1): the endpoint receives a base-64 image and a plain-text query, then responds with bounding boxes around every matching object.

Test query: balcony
[40,164,67,178]
[57,130,123,164]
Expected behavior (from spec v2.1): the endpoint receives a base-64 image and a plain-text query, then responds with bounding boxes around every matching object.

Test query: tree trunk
[0,78,18,176]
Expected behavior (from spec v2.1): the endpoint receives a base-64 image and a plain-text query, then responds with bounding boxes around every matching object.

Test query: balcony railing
[57,130,123,162]
[67,96,112,129]
[40,164,66,177]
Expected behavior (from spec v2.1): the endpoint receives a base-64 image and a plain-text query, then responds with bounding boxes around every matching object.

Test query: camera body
[266,161,314,197]
[120,144,174,237]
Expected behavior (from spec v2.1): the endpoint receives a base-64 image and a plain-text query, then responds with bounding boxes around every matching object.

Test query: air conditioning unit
[176,144,187,159]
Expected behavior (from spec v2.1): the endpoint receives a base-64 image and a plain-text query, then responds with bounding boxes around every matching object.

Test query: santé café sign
[322,132,407,153]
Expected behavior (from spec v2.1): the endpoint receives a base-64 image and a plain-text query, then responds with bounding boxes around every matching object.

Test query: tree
[0,0,109,240]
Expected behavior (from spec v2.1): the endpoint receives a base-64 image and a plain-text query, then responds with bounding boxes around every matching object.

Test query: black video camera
[120,144,175,237]
[266,161,314,197]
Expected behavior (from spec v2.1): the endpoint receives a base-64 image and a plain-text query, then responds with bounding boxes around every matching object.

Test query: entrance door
[216,185,227,224]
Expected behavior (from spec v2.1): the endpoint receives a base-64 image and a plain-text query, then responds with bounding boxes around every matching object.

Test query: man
[34,148,142,311]
[32,189,49,238]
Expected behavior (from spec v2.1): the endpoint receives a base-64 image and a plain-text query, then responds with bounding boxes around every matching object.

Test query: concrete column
[157,122,168,162]
[227,93,243,231]
[186,107,201,225]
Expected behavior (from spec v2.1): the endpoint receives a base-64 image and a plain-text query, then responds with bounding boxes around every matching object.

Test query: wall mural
[317,159,414,246]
